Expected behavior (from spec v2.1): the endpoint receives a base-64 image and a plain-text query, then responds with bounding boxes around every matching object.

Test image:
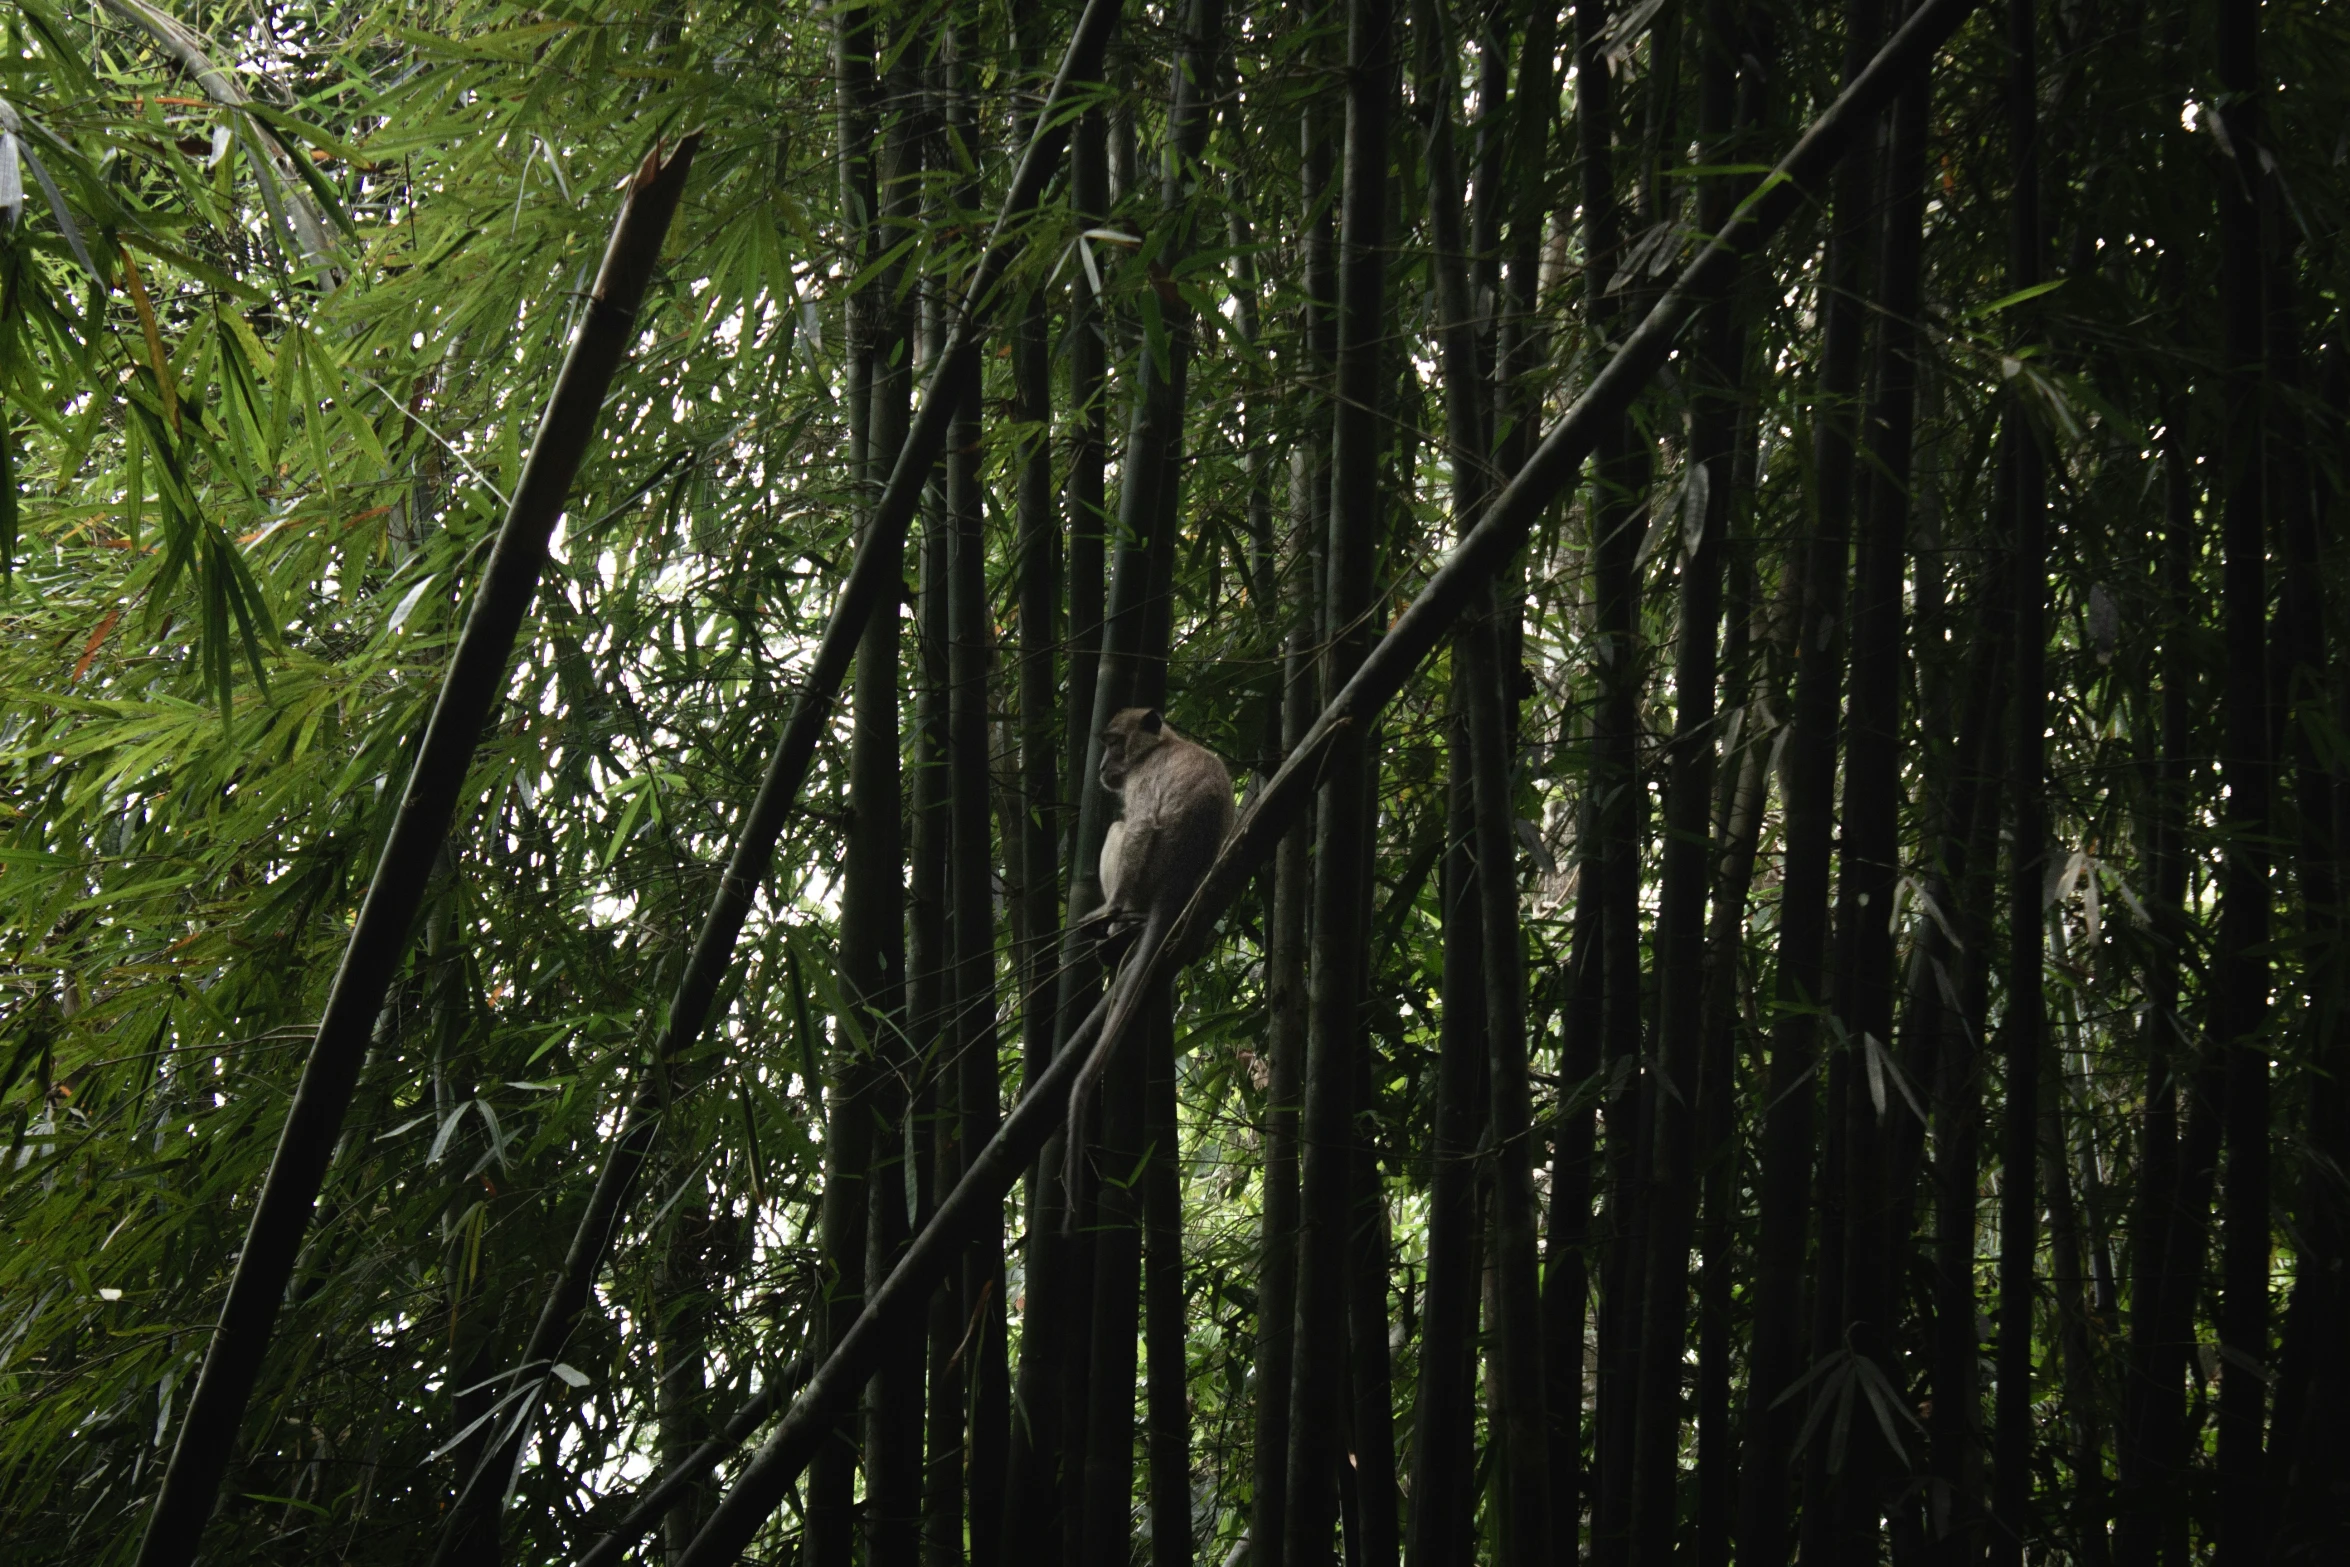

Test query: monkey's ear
[1141,709,1163,734]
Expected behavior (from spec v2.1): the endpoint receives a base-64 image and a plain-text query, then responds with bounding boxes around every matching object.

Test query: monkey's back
[1123,736,1234,905]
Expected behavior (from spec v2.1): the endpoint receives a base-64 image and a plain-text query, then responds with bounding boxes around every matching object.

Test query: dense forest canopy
[1,0,2344,1562]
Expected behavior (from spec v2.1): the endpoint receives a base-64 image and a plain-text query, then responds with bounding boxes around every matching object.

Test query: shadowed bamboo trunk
[1250,447,1317,1567]
[997,12,1066,1543]
[1694,697,1766,1567]
[999,2,1063,1534]
[2039,1015,2111,1567]
[1492,0,1554,494]
[1347,1036,1403,1567]
[2266,243,2346,1567]
[1010,127,1061,1130]
[859,37,926,1567]
[807,11,893,1556]
[1049,91,1118,1099]
[1407,19,1487,1563]
[1142,994,1192,1567]
[1413,11,1516,1556]
[1465,590,1546,1567]
[1077,1013,1146,1566]
[1735,1,1875,1554]
[1237,177,1313,1567]
[1260,76,1338,1561]
[1990,0,2046,1555]
[1890,356,2009,1553]
[1623,0,1747,1551]
[1793,12,1887,1557]
[1927,591,2010,1567]
[1062,104,1109,827]
[1002,95,1110,1567]
[1796,1020,1851,1561]
[2113,425,2196,1567]
[1540,1,1632,1526]
[948,330,1008,1567]
[937,33,1008,1566]
[1824,2,1925,1544]
[912,249,958,1567]
[1688,11,1769,1559]
[655,1205,739,1564]
[1546,782,1603,1566]
[2142,1036,2228,1567]
[1410,695,1484,1567]
[1142,10,1228,1567]
[2211,2,2273,1559]
[1022,78,1114,1567]
[1869,0,1937,1323]
[1572,4,1645,1557]
[1284,0,1394,1556]
[1478,0,1548,822]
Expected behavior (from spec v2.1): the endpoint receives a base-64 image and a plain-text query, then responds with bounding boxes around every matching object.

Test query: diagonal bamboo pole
[136,134,702,1567]
[669,0,1984,1558]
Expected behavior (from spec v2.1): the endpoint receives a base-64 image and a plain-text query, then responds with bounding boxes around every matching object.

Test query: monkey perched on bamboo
[1065,707,1234,1208]
[1090,707,1235,946]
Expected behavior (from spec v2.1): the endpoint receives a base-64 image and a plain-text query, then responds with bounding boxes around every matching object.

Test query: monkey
[1064,707,1234,1212]
[1087,707,1235,942]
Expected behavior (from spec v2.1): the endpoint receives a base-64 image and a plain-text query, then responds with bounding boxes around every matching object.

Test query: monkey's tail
[1059,907,1172,1230]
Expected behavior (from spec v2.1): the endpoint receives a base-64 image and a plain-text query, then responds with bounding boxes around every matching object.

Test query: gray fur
[1094,706,1234,931]
[1063,708,1233,1221]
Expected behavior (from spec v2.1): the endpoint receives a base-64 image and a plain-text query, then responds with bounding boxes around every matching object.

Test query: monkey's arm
[1094,820,1129,915]
[1076,820,1135,947]
[1088,812,1168,936]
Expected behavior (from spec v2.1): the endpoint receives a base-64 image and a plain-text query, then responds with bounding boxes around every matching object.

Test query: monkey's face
[1097,707,1164,793]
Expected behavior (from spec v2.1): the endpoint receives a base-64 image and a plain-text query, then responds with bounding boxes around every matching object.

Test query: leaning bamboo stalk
[136,133,702,1567]
[669,1,1984,1558]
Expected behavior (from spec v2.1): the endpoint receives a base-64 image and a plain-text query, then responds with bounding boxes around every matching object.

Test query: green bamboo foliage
[4,0,2347,1563]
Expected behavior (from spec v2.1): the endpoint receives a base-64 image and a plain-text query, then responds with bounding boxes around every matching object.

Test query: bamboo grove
[1,0,2344,1560]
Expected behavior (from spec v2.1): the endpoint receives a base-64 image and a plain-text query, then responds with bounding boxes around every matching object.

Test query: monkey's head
[1097,707,1166,793]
